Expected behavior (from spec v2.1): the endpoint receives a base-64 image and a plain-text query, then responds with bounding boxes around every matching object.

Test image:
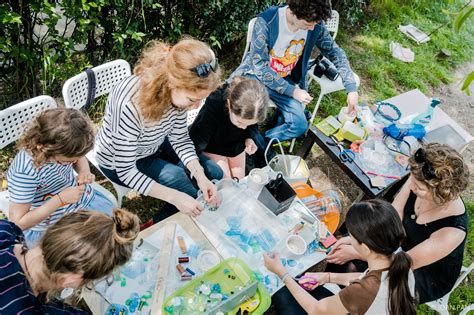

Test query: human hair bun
[112,208,140,244]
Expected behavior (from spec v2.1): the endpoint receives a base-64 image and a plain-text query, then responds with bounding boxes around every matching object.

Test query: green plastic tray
[163,258,270,314]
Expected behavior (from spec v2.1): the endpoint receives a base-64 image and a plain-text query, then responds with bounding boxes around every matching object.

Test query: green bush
[0,0,274,109]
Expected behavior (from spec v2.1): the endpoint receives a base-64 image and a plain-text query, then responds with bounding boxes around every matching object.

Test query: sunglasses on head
[413,148,437,180]
[192,57,218,78]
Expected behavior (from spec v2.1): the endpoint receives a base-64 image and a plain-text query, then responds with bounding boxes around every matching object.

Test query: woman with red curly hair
[327,143,469,304]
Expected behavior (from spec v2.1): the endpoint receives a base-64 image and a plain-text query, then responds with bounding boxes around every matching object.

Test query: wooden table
[298,89,473,199]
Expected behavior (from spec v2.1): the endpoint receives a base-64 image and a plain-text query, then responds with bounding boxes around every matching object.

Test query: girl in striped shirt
[7,108,115,247]
[96,39,223,220]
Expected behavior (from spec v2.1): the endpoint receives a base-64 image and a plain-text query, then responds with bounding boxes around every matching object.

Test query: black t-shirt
[189,84,260,157]
[402,192,467,303]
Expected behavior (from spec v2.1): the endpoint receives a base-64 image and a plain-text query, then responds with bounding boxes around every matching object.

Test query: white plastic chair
[63,59,132,207]
[426,263,474,314]
[0,96,58,217]
[0,96,117,217]
[306,10,360,127]
[62,59,131,110]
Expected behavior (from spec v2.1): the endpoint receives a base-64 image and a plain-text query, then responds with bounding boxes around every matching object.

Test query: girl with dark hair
[189,77,269,179]
[327,143,469,304]
[264,199,416,315]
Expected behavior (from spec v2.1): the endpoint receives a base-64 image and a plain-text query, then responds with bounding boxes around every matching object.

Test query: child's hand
[77,172,95,185]
[244,138,258,155]
[292,87,313,105]
[263,252,286,277]
[298,272,326,290]
[59,185,86,205]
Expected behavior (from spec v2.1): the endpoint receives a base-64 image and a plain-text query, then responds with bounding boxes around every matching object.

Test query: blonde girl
[96,39,223,221]
[0,209,139,313]
[7,108,115,247]
[189,77,268,179]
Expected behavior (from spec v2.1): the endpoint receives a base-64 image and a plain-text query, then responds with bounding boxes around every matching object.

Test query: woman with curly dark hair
[327,143,469,304]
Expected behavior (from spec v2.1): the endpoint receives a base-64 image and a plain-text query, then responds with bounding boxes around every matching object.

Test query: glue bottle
[411,98,440,126]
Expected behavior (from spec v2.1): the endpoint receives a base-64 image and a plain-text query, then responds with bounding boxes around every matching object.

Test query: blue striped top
[0,220,88,314]
[7,150,94,231]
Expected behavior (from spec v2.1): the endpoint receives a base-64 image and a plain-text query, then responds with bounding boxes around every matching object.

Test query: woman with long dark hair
[265,199,416,315]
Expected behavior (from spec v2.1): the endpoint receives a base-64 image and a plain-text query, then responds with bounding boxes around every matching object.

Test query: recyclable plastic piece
[383,123,426,141]
[411,98,440,126]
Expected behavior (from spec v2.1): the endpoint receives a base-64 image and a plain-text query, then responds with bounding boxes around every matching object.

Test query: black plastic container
[258,177,296,215]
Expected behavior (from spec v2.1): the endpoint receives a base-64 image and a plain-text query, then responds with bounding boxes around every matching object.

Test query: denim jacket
[230,5,358,97]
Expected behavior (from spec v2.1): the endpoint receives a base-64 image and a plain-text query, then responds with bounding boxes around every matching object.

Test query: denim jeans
[24,189,114,248]
[271,284,334,315]
[265,86,308,141]
[100,139,223,221]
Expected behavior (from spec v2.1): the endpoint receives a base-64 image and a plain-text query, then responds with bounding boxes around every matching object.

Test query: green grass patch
[305,0,474,122]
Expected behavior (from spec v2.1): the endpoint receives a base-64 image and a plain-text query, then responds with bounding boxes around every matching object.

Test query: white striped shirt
[7,150,94,231]
[95,75,197,195]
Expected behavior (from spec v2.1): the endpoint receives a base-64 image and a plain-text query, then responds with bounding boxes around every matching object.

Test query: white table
[386,89,473,152]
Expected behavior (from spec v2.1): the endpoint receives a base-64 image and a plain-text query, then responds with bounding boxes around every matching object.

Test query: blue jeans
[265,87,308,141]
[100,139,223,200]
[24,189,114,248]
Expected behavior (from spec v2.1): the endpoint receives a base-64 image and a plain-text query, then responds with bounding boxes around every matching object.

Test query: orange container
[291,182,340,233]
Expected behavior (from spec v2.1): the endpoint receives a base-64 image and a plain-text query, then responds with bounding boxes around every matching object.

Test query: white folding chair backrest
[186,100,206,126]
[325,10,339,40]
[0,96,57,149]
[62,59,131,109]
[242,17,257,62]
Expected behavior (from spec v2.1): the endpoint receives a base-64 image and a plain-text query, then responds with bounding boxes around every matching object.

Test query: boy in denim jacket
[230,0,359,141]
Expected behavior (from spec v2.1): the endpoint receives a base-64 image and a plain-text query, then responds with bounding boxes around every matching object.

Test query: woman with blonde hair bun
[96,38,224,222]
[0,208,139,313]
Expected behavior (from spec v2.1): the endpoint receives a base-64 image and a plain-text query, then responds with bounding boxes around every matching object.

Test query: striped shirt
[95,75,197,195]
[7,150,94,231]
[0,220,88,314]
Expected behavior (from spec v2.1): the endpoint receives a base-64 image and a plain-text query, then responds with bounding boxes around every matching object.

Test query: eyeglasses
[192,57,218,78]
[413,148,437,180]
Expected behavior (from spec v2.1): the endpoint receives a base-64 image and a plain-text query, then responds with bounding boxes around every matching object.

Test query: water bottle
[383,123,426,140]
[411,98,440,126]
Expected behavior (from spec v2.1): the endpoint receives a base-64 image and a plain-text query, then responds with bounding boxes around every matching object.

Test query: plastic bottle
[383,123,426,140]
[411,98,440,126]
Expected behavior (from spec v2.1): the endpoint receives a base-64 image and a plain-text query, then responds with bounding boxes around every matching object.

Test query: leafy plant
[453,3,474,94]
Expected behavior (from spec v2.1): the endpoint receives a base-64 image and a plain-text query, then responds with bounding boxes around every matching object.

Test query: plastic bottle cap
[197,250,221,271]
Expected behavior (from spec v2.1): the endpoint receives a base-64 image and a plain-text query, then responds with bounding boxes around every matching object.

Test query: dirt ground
[304,62,474,210]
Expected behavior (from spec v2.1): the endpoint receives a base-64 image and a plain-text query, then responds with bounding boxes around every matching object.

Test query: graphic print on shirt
[270,39,305,77]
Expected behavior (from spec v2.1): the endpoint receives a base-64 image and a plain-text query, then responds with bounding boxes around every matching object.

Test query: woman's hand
[244,138,258,155]
[263,252,286,277]
[76,171,95,185]
[196,177,220,207]
[326,244,360,265]
[171,191,204,217]
[59,185,85,205]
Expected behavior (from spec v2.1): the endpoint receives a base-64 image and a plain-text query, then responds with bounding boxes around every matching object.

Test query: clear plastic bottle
[411,98,440,126]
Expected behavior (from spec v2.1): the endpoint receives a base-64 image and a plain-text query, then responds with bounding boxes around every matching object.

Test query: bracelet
[280,272,290,283]
[56,193,66,206]
[327,272,331,284]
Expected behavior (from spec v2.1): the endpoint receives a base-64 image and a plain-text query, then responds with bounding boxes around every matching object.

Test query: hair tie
[393,247,403,255]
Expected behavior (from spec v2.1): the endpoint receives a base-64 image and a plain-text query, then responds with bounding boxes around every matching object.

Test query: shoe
[140,219,153,231]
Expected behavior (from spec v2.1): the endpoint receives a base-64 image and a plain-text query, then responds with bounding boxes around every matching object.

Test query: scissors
[268,173,283,191]
[295,274,319,291]
[328,136,355,163]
